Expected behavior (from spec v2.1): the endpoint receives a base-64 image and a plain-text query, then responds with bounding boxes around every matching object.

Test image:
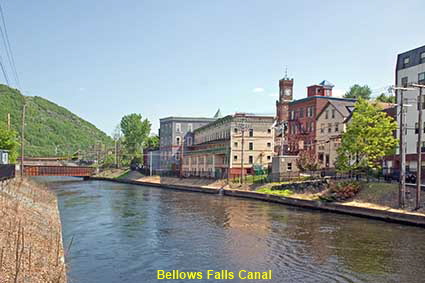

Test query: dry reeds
[0,177,66,283]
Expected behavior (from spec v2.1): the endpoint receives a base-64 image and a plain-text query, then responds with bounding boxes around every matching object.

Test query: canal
[41,178,425,283]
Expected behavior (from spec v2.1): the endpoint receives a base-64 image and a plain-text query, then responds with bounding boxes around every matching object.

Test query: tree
[376,93,396,104]
[120,114,151,158]
[343,84,372,100]
[0,123,19,163]
[146,135,159,150]
[296,149,320,172]
[336,99,398,174]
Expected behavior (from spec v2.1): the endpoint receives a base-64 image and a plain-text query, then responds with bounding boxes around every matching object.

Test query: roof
[319,80,335,88]
[396,45,425,71]
[316,99,356,120]
[194,113,274,133]
[159,116,217,123]
[289,96,356,105]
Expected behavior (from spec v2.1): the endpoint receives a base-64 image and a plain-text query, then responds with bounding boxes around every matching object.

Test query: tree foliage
[336,99,398,173]
[0,123,19,163]
[376,93,396,104]
[120,113,151,157]
[296,149,320,172]
[0,84,112,156]
[343,84,372,100]
[146,135,159,150]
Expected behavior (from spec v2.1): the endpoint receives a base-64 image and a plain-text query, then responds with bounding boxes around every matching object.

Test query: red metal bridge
[23,165,94,177]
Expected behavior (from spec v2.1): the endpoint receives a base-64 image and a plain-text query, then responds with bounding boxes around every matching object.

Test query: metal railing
[0,164,15,181]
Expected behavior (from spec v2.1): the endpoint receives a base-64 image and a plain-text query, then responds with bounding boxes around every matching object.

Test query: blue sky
[3,0,425,135]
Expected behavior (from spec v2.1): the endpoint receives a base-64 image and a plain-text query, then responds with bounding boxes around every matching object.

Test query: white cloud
[332,89,346,98]
[252,87,265,93]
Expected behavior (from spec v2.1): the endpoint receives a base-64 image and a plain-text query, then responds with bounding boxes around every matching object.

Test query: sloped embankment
[0,178,66,283]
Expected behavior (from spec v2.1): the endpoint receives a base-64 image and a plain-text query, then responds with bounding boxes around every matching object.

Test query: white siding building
[391,45,425,172]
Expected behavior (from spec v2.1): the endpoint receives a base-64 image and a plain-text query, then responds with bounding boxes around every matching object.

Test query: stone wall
[271,179,328,194]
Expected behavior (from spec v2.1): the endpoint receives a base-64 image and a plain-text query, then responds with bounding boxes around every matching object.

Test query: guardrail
[0,164,15,181]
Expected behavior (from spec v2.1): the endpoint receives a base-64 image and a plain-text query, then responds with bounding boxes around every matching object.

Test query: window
[176,123,181,133]
[234,128,238,133]
[419,72,425,84]
[421,52,425,64]
[267,155,271,161]
[335,123,339,132]
[401,77,408,87]
[310,121,314,132]
[299,108,304,118]
[176,136,181,145]
[267,142,271,148]
[403,57,410,68]
[320,123,324,133]
[325,110,329,119]
[188,123,193,132]
[287,162,292,171]
[267,128,272,134]
[249,155,253,164]
[331,109,335,119]
[249,129,254,137]
[187,137,192,145]
[416,122,419,134]
[234,155,238,161]
[234,142,238,147]
[328,123,332,133]
[249,142,254,150]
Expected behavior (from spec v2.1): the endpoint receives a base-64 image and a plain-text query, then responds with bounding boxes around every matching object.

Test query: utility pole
[114,139,117,168]
[413,83,425,209]
[236,116,249,184]
[20,102,26,177]
[394,86,415,208]
[7,113,10,130]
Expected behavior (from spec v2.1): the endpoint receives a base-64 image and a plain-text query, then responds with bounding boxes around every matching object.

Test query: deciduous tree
[120,114,151,158]
[336,99,398,174]
[0,124,19,163]
[343,84,372,100]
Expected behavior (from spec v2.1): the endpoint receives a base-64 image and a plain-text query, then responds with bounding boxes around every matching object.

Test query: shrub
[321,181,361,202]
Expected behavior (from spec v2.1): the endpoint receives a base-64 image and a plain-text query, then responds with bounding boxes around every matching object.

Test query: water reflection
[37,178,425,283]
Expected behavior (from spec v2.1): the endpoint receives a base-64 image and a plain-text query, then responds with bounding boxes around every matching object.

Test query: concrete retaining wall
[88,177,425,228]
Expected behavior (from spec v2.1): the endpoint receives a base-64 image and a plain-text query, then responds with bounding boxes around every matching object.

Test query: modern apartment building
[159,116,217,171]
[182,113,275,178]
[315,100,355,168]
[386,45,425,172]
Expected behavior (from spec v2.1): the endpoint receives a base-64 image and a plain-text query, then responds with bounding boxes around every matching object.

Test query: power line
[0,1,20,88]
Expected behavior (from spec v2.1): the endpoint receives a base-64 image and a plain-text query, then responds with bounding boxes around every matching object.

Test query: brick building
[275,75,356,157]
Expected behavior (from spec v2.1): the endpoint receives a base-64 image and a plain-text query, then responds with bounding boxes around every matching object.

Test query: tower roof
[319,80,335,88]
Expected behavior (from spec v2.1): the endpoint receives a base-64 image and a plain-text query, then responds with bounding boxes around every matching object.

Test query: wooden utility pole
[20,103,26,177]
[236,116,249,184]
[7,113,10,130]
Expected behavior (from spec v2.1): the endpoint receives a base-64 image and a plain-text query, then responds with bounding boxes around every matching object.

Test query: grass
[256,187,293,197]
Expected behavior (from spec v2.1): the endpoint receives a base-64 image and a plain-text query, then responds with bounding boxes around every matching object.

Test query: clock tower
[276,73,293,123]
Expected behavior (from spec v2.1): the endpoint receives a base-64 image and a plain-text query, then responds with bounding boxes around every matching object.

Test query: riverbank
[92,170,425,227]
[0,177,66,283]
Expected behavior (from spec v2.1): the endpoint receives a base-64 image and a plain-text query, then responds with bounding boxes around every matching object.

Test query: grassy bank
[0,178,66,283]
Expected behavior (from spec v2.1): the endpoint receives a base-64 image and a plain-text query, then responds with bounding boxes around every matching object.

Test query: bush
[321,181,361,202]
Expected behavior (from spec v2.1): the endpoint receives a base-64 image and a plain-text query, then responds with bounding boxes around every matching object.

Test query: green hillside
[0,84,112,157]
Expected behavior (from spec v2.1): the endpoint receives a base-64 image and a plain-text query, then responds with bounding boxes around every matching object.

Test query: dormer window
[403,57,410,68]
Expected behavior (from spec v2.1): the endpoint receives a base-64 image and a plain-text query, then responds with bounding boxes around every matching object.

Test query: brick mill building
[275,75,356,158]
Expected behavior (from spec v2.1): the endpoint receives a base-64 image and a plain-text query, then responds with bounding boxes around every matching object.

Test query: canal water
[40,178,425,283]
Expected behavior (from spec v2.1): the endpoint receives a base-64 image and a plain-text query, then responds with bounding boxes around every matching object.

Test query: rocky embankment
[0,177,66,283]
